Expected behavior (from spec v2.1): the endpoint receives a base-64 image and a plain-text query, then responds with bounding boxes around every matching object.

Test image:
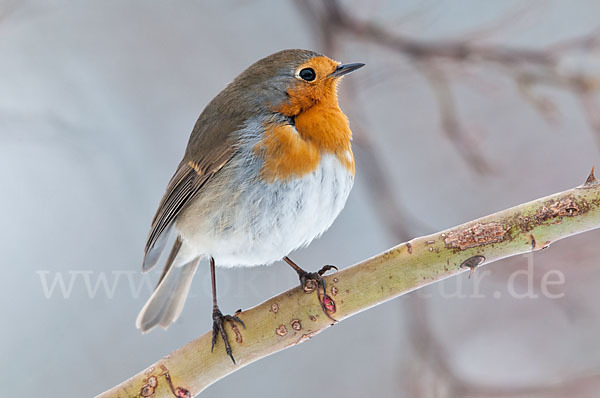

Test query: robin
[136,49,364,364]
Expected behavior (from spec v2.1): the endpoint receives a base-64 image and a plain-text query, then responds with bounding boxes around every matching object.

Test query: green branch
[97,169,600,398]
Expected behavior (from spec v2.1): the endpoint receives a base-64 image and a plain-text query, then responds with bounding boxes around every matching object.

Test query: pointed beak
[330,62,365,78]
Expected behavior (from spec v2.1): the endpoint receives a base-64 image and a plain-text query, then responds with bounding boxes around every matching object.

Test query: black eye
[299,68,316,81]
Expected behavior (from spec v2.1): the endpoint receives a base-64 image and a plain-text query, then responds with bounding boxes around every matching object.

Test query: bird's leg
[283,256,338,318]
[210,257,245,365]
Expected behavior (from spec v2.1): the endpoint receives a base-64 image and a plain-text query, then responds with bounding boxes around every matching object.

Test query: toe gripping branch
[211,308,245,364]
[283,257,338,322]
[302,265,338,322]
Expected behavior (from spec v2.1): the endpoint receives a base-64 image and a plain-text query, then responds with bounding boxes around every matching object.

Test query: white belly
[176,153,353,267]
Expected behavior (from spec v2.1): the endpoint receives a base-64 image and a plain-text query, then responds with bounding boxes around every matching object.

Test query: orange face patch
[275,56,340,116]
[257,55,356,181]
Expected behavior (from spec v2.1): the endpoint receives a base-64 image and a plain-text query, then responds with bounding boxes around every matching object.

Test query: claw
[318,264,338,276]
[211,323,218,353]
[211,308,245,364]
[226,315,246,329]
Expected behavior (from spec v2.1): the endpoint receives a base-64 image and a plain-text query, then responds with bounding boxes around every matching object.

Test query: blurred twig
[293,1,600,395]
[580,91,600,148]
[421,63,491,173]
[296,0,600,173]
[0,0,19,23]
[295,0,428,240]
[343,78,429,239]
[455,372,600,397]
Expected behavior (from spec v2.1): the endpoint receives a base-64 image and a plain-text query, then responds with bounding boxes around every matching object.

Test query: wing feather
[142,146,235,271]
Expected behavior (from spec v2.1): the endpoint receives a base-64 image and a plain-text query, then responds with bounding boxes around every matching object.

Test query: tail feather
[136,238,199,332]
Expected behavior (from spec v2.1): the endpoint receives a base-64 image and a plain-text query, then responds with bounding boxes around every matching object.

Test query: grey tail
[136,237,199,332]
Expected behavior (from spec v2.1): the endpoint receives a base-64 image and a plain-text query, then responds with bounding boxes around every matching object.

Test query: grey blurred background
[2,0,600,397]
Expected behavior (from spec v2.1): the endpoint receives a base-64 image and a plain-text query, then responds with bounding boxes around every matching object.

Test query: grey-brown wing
[142,147,235,271]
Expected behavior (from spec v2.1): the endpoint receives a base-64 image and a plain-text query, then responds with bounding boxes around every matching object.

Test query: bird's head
[228,49,364,118]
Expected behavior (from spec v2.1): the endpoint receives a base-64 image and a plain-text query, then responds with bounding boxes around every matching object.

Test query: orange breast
[254,109,355,182]
[255,68,355,182]
[254,123,321,183]
[294,102,355,174]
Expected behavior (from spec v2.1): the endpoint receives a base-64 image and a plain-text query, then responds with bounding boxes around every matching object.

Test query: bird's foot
[211,308,245,364]
[297,264,338,293]
[296,264,338,319]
